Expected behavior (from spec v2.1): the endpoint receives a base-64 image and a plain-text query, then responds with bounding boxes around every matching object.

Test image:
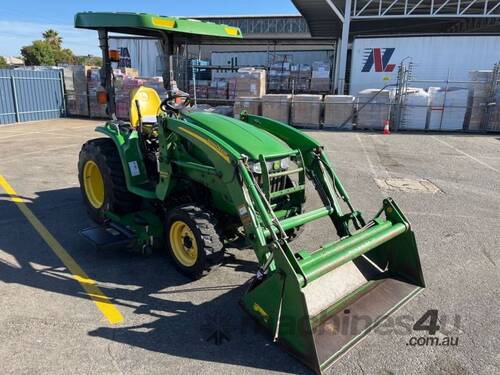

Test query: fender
[95,124,156,199]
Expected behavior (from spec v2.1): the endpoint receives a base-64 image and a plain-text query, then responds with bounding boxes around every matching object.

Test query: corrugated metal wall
[0,69,65,125]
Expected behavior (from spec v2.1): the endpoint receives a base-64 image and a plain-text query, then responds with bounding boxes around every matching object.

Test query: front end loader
[75,12,425,374]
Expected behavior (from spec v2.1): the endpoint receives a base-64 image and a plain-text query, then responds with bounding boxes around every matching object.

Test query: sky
[0,1,299,57]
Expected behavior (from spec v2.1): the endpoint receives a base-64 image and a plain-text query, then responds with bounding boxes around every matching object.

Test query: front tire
[165,205,224,279]
[78,138,141,223]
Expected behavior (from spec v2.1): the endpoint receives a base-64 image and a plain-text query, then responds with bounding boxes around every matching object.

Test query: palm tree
[43,29,62,48]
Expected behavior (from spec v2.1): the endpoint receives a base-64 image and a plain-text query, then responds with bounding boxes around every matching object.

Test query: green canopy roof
[74,12,243,41]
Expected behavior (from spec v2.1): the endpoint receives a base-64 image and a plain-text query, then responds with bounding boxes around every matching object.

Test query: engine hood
[184,112,293,160]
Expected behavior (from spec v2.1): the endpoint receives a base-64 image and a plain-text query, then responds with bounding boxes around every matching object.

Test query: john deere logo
[362,48,396,73]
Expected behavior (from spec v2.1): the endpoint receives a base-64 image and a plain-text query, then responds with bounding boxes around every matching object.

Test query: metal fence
[0,69,65,125]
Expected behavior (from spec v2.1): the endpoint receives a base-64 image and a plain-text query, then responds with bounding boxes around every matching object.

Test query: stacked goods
[291,94,322,128]
[490,88,500,131]
[399,88,429,130]
[290,64,311,92]
[87,68,108,118]
[208,80,228,99]
[268,62,291,92]
[468,70,492,131]
[143,76,167,98]
[227,78,237,100]
[189,80,209,99]
[262,94,292,123]
[233,97,261,118]
[357,89,391,130]
[115,76,145,120]
[428,87,468,131]
[120,67,139,77]
[310,62,331,92]
[64,65,92,117]
[324,95,355,128]
[208,81,218,99]
[236,68,266,97]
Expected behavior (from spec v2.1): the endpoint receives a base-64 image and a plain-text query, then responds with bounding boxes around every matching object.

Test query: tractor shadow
[0,187,309,374]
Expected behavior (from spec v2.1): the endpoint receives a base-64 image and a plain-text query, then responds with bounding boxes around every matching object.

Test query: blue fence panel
[0,69,65,125]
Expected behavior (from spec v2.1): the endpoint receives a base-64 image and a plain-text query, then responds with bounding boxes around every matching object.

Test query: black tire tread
[166,204,224,279]
[78,138,141,222]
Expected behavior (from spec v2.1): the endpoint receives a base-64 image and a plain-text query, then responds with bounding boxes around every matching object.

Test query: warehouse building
[84,5,500,131]
[292,0,500,92]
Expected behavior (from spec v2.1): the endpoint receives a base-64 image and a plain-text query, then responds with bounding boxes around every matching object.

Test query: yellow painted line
[0,175,124,324]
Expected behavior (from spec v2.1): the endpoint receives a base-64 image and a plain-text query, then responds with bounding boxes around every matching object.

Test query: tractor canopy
[184,112,293,160]
[74,12,243,41]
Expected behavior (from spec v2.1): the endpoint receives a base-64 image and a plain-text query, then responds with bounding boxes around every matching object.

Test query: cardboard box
[236,68,266,97]
[120,67,139,77]
[262,94,292,123]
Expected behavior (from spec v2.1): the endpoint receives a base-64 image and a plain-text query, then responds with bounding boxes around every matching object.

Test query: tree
[43,29,62,48]
[0,56,7,68]
[75,55,103,67]
[54,48,76,65]
[20,29,76,66]
[21,40,56,66]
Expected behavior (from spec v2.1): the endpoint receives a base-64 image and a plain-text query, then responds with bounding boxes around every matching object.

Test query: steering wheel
[160,91,192,113]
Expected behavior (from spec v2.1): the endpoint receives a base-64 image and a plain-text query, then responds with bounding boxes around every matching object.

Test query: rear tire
[78,138,141,223]
[165,205,224,279]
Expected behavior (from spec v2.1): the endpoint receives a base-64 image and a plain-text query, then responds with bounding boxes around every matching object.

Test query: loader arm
[238,114,425,374]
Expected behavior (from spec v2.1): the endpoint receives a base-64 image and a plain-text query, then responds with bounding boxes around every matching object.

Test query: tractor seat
[129,86,162,127]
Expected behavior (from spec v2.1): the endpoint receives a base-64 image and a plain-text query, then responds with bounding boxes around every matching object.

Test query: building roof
[2,56,24,65]
[292,0,500,38]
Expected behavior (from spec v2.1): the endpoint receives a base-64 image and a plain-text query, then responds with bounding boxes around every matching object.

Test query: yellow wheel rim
[83,160,105,209]
[169,220,198,267]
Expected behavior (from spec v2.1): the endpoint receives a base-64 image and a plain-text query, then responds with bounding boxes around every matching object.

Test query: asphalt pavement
[0,119,498,374]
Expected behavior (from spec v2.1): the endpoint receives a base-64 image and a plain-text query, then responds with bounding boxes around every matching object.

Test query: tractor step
[79,223,137,251]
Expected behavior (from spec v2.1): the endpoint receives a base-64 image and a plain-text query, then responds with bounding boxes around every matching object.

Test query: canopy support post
[98,29,116,119]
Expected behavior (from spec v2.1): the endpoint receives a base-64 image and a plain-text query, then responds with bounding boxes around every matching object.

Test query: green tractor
[76,12,425,374]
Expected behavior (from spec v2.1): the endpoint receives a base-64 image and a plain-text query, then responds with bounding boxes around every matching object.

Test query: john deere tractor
[76,12,425,374]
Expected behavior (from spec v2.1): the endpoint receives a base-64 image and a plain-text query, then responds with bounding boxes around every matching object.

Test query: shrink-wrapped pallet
[233,97,261,118]
[291,94,322,128]
[262,94,291,123]
[324,95,355,128]
[357,89,391,130]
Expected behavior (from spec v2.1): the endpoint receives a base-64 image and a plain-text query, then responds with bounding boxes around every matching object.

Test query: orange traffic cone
[383,120,391,135]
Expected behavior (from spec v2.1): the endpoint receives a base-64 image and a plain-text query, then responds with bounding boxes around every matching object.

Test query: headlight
[249,157,290,174]
[249,162,263,174]
[280,157,290,170]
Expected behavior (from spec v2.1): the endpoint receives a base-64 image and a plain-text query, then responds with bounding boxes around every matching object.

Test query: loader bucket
[241,199,425,374]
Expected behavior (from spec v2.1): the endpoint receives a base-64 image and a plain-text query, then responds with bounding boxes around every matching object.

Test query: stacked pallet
[357,89,391,130]
[291,94,322,128]
[323,95,355,128]
[262,94,292,123]
[63,65,92,117]
[428,87,468,131]
[399,88,429,130]
[468,70,493,131]
[268,62,291,92]
[489,88,500,131]
[310,62,331,92]
[233,97,261,118]
[290,64,312,92]
[236,68,266,98]
[87,68,108,118]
